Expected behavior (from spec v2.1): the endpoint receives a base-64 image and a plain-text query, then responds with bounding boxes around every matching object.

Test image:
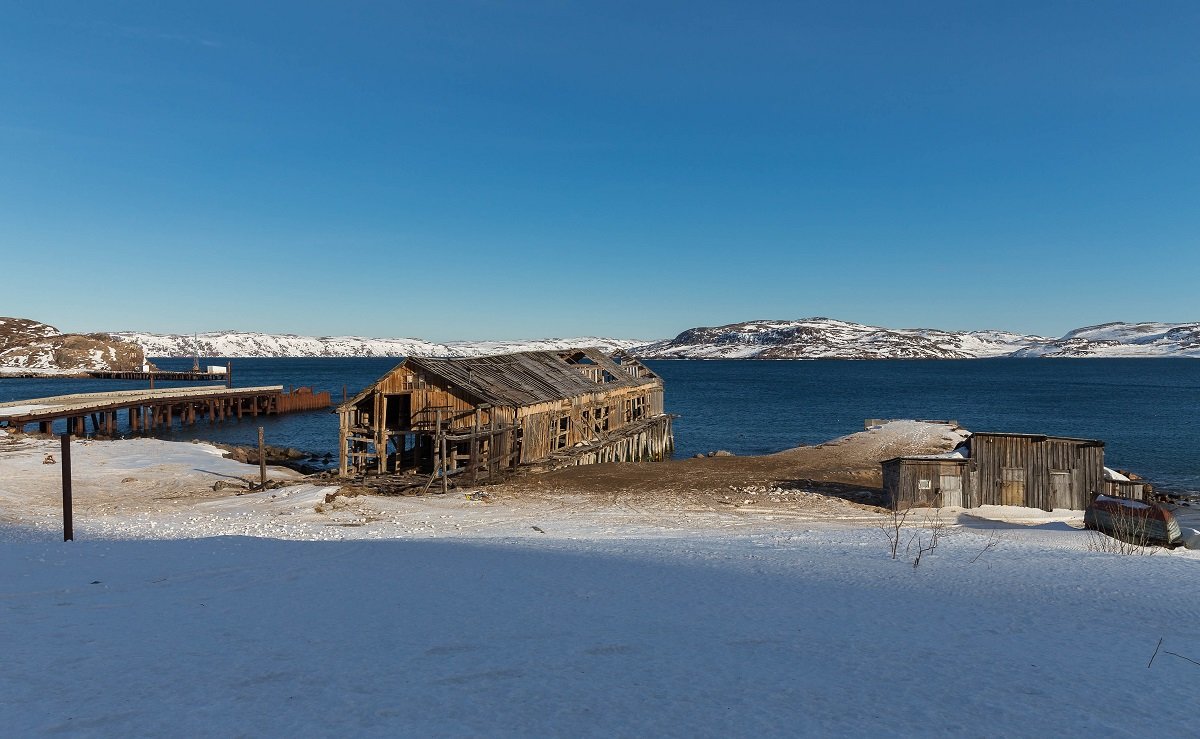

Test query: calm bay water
[3,358,1198,492]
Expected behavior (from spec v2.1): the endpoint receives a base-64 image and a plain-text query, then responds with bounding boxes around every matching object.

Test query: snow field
[2,517,1199,736]
[2,433,1199,735]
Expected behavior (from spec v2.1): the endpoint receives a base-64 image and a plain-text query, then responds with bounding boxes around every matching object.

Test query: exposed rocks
[210,441,328,474]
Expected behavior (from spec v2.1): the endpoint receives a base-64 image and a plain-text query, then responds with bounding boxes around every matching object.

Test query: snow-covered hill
[633,318,1200,359]
[115,330,647,359]
[632,318,1045,359]
[107,319,1200,361]
[0,317,144,372]
[1010,322,1200,358]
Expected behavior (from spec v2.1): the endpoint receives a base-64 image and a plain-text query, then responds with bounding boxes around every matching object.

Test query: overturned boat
[1084,495,1183,548]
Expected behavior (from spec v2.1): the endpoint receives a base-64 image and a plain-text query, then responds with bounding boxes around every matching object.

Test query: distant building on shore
[883,432,1112,511]
[337,349,673,480]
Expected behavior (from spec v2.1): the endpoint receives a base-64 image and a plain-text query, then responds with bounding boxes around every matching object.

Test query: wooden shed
[883,432,1105,511]
[881,455,969,509]
[968,432,1104,511]
[337,348,673,480]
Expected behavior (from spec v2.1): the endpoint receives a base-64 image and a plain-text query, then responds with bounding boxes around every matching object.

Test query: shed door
[940,475,963,508]
[1000,468,1025,506]
[1049,471,1073,510]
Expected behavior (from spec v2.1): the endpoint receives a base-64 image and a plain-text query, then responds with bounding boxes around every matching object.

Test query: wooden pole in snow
[258,426,267,489]
[60,433,73,542]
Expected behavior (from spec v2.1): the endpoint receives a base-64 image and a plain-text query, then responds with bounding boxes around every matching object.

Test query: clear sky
[2,1,1197,341]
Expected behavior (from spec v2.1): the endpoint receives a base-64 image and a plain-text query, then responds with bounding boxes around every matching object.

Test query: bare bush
[880,506,946,567]
[1085,505,1156,556]
[907,510,946,568]
[879,505,912,560]
[970,527,1002,564]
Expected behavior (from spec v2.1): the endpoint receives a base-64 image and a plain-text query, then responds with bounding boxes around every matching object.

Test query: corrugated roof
[342,348,659,409]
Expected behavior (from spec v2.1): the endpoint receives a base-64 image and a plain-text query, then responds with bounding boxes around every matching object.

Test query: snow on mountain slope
[114,319,1200,361]
[635,318,1200,359]
[0,317,145,371]
[633,319,1045,359]
[1010,322,1200,357]
[115,331,647,359]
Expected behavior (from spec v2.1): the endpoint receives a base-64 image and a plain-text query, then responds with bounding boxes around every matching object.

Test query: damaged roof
[343,348,660,409]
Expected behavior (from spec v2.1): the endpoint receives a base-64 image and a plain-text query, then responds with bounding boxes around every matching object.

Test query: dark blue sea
[3,358,1197,493]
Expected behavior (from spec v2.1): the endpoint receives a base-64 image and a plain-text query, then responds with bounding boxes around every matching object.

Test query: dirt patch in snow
[490,420,968,514]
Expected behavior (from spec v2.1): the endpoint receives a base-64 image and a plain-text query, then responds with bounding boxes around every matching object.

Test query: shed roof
[341,348,660,410]
[970,431,1104,446]
[882,455,970,465]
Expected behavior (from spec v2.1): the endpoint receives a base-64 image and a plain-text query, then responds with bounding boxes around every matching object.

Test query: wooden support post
[258,426,266,489]
[226,361,232,389]
[338,411,349,477]
[440,435,449,495]
[149,372,154,390]
[488,415,497,479]
[434,410,446,494]
[39,421,53,435]
[470,409,481,485]
[60,433,73,541]
[374,393,385,474]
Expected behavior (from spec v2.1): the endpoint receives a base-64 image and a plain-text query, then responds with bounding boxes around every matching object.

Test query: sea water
[2,357,1197,493]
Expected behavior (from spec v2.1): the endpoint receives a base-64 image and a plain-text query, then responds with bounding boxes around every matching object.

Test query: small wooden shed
[881,455,969,509]
[883,432,1106,511]
[337,348,673,479]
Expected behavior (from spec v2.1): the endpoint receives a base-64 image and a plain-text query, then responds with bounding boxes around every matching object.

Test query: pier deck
[0,385,330,436]
[87,369,229,382]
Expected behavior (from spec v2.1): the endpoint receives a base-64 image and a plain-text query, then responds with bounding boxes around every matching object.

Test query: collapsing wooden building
[883,432,1106,511]
[337,349,673,479]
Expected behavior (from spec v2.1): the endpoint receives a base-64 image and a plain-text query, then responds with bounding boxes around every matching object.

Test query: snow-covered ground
[1,434,1198,735]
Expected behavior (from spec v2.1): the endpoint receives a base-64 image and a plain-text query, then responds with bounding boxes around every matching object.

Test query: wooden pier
[0,385,331,437]
[88,369,229,382]
[88,361,233,386]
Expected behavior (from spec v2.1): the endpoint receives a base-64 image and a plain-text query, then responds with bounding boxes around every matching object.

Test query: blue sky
[2,1,1197,341]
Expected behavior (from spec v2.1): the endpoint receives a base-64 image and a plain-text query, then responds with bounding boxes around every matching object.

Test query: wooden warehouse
[337,348,673,480]
[883,432,1106,511]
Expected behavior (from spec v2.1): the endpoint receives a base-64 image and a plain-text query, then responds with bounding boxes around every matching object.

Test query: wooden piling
[60,433,73,542]
[258,426,266,489]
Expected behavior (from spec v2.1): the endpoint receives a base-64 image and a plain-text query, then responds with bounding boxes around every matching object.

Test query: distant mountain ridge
[114,330,647,359]
[632,319,1200,359]
[76,318,1200,361]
